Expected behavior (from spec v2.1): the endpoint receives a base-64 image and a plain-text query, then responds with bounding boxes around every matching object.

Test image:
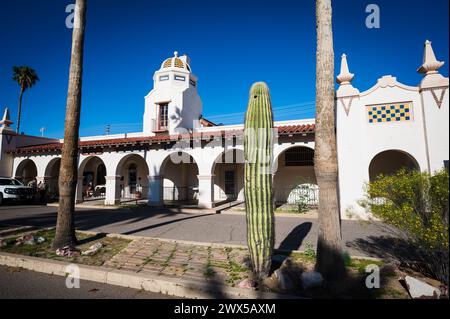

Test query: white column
[198,174,214,209]
[104,175,121,205]
[148,175,163,206]
[75,176,84,203]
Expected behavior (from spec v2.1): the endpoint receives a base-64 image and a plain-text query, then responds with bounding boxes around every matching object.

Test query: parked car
[0,177,36,205]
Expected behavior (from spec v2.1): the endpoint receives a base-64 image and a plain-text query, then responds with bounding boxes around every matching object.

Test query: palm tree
[314,0,346,280]
[53,0,88,249]
[12,66,39,134]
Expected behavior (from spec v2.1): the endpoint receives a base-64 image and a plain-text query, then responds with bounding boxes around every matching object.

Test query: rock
[36,237,46,244]
[380,263,398,276]
[301,271,324,290]
[81,242,103,256]
[275,269,295,291]
[404,276,441,299]
[0,239,6,248]
[16,235,35,246]
[262,275,279,291]
[281,258,293,268]
[56,246,80,258]
[237,278,255,289]
[241,259,252,269]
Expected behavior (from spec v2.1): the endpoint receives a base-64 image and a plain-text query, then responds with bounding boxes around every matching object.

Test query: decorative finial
[337,53,354,85]
[174,51,179,58]
[418,40,445,74]
[0,108,13,131]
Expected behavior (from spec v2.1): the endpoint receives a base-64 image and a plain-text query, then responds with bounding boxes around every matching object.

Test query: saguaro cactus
[244,82,275,280]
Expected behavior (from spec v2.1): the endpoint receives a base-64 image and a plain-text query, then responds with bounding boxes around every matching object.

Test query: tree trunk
[314,0,346,280]
[16,86,24,134]
[53,0,87,249]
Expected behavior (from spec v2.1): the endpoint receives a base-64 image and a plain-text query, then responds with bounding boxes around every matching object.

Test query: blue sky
[0,0,448,138]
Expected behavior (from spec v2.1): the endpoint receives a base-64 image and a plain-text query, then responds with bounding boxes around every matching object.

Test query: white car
[0,177,36,205]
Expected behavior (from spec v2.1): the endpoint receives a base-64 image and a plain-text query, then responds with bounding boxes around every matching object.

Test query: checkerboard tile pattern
[367,103,412,124]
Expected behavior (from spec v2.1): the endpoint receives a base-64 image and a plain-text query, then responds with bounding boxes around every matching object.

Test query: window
[285,147,314,166]
[190,79,196,87]
[159,75,169,81]
[158,103,169,130]
[174,75,185,82]
[224,170,236,197]
[0,178,22,186]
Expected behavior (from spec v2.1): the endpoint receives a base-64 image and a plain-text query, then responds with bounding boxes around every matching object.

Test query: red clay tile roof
[199,118,217,127]
[9,124,315,155]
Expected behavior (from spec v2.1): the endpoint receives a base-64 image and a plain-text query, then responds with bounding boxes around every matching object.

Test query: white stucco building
[0,41,448,219]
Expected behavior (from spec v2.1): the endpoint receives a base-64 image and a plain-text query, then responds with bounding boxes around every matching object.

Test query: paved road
[0,204,394,257]
[0,265,175,299]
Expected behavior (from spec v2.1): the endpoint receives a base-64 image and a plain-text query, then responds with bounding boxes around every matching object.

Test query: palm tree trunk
[314,0,346,280]
[16,86,24,134]
[53,0,87,249]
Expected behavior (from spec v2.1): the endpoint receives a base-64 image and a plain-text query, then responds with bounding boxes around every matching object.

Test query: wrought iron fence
[276,186,319,207]
[163,186,198,201]
[218,189,239,200]
[83,185,106,201]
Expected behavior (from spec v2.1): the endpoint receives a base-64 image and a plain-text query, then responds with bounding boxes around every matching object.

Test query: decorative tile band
[367,102,412,124]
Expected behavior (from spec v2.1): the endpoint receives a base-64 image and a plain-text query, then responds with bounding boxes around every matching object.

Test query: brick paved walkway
[103,238,252,287]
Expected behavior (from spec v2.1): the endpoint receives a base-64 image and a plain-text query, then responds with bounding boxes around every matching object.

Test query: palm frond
[12,66,39,90]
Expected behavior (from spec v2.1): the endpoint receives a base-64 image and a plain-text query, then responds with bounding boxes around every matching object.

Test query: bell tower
[143,52,203,135]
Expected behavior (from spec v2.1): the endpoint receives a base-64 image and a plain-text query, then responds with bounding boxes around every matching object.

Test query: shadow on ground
[347,235,414,261]
[278,222,312,251]
[0,205,214,237]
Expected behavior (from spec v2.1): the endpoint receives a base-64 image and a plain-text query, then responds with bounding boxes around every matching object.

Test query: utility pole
[40,127,45,137]
[105,124,111,136]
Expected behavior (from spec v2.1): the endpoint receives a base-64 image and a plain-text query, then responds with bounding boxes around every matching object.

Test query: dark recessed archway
[369,150,420,182]
[15,159,37,186]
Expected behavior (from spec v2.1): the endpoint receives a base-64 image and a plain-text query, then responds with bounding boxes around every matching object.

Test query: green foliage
[244,82,275,280]
[295,193,309,214]
[12,66,39,90]
[365,169,449,285]
[304,242,316,261]
[343,251,352,267]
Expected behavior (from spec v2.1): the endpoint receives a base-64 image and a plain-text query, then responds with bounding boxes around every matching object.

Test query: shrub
[304,241,316,260]
[365,169,449,286]
[296,193,309,214]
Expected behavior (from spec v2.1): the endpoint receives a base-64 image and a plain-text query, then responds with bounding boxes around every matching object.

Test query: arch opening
[15,159,38,186]
[160,152,199,205]
[79,156,107,201]
[369,150,420,182]
[116,154,149,200]
[44,158,61,202]
[273,146,318,210]
[212,149,245,203]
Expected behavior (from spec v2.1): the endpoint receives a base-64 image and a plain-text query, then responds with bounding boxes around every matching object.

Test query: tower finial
[174,51,179,58]
[337,53,354,85]
[418,40,444,74]
[0,107,13,131]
